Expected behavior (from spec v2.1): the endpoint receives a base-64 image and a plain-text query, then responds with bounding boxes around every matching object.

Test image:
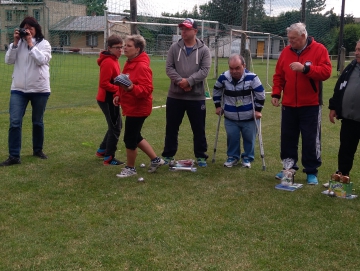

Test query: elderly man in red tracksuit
[271,22,332,185]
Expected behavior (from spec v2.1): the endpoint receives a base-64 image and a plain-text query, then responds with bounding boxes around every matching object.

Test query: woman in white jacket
[1,16,51,166]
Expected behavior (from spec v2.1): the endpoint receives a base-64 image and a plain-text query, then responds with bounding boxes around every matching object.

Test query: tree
[248,0,266,31]
[199,0,243,26]
[341,24,360,55]
[85,0,107,16]
[306,0,326,13]
[344,14,355,24]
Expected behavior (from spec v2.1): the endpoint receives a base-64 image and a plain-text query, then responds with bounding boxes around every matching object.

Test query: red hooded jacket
[96,51,121,102]
[116,52,153,117]
[272,37,332,107]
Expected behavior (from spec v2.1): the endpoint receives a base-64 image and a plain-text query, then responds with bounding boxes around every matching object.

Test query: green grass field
[0,52,359,270]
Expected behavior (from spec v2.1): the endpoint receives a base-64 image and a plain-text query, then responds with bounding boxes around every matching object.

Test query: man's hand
[289,62,304,72]
[329,110,337,124]
[271,97,280,107]
[254,111,262,119]
[215,107,223,116]
[178,78,190,89]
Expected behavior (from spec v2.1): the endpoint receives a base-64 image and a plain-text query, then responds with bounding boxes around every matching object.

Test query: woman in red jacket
[96,34,124,165]
[113,35,164,178]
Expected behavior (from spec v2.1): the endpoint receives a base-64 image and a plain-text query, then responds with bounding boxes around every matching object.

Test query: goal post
[230,29,272,90]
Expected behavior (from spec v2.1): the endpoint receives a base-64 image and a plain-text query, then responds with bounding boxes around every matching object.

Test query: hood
[125,51,150,65]
[97,51,117,66]
[176,38,205,50]
[175,38,205,65]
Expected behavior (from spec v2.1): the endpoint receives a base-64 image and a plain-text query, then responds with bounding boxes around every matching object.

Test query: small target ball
[138,177,144,182]
[140,163,146,168]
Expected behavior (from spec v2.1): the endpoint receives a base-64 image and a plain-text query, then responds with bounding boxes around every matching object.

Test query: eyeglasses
[111,46,123,50]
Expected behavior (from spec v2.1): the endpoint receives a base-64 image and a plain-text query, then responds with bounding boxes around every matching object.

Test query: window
[59,33,70,46]
[15,10,27,22]
[86,33,98,47]
[6,10,12,21]
[33,9,40,22]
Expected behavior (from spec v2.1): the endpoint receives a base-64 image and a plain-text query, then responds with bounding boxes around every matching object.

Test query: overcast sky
[109,0,360,18]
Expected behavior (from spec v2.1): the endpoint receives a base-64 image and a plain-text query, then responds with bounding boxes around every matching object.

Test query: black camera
[18,28,29,38]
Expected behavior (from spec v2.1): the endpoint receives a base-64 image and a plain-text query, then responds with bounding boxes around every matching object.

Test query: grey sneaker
[241,158,251,168]
[148,157,165,173]
[223,157,238,168]
[116,167,137,178]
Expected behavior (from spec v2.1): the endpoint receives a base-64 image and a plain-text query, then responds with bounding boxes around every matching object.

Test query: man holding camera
[1,16,51,166]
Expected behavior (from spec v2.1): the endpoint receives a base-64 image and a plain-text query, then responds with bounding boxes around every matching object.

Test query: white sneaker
[148,158,165,173]
[242,158,251,168]
[223,157,238,168]
[116,167,137,178]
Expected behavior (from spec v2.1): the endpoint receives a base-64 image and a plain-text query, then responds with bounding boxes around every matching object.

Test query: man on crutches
[212,54,265,168]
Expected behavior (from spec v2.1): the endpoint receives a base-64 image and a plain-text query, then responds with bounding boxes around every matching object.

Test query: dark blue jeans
[8,91,49,158]
[162,97,208,159]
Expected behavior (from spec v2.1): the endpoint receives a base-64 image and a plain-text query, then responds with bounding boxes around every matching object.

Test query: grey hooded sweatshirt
[166,38,211,101]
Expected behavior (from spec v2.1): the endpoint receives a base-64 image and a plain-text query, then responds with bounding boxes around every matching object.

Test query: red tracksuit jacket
[272,37,332,107]
[116,52,153,117]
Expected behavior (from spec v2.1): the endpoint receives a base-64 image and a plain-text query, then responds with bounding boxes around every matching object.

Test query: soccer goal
[230,29,286,91]
[105,12,220,99]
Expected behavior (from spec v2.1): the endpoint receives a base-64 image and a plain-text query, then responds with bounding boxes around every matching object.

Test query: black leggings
[123,116,147,150]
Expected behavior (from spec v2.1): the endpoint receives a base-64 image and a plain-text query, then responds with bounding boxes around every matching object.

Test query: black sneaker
[104,156,124,166]
[33,151,48,159]
[0,156,21,166]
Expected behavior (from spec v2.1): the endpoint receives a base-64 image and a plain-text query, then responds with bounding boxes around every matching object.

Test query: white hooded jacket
[5,37,51,93]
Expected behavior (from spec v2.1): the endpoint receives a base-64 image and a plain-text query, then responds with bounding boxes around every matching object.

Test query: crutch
[251,91,266,171]
[212,91,224,163]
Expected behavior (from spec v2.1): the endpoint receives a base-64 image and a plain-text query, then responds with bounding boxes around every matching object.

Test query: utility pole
[301,0,306,23]
[241,0,250,68]
[130,0,137,34]
[337,0,346,72]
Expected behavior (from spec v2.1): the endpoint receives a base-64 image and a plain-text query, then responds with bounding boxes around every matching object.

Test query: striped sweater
[213,69,265,121]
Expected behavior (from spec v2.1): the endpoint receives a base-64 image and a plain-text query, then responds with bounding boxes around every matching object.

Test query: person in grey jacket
[1,16,51,166]
[328,40,360,179]
[162,18,211,167]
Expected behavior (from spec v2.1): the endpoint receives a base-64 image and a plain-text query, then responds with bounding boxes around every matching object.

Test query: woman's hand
[113,96,120,106]
[13,29,21,45]
[121,83,133,92]
[24,29,34,48]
